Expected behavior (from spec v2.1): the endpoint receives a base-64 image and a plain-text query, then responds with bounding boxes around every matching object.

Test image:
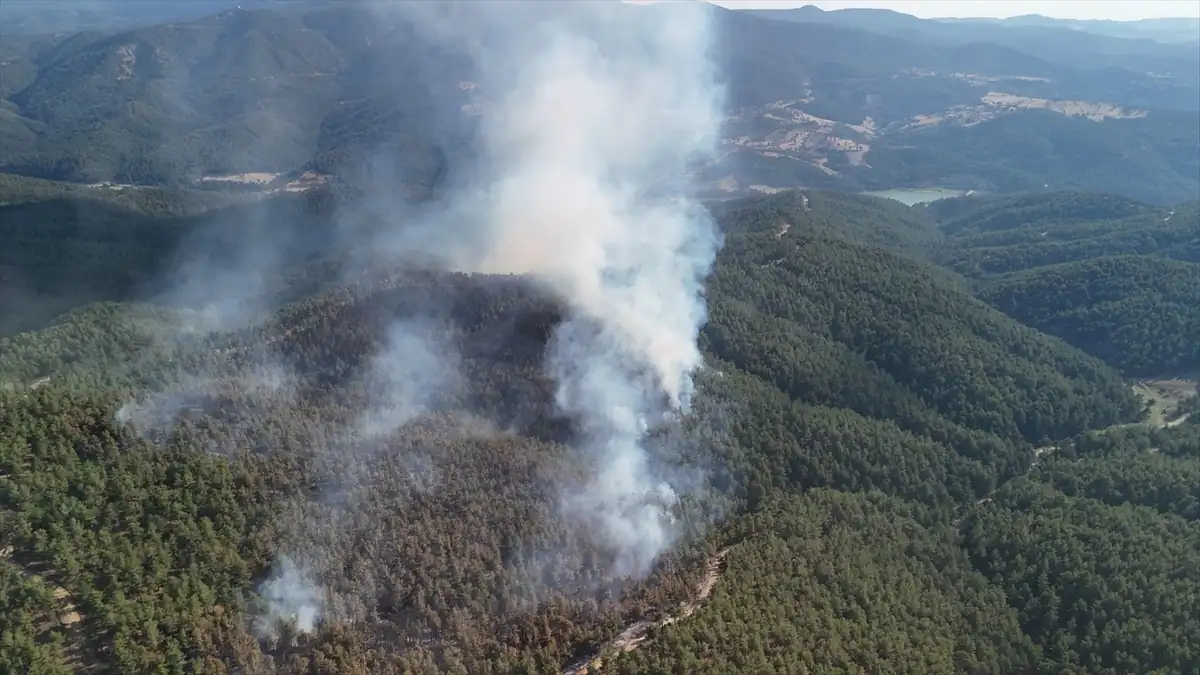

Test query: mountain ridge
[1,2,1196,203]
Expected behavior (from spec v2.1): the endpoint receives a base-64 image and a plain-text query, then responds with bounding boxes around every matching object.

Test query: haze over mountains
[1,2,1198,675]
[1,1,1198,202]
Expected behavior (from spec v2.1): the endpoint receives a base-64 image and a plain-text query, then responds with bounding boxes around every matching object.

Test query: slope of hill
[0,176,342,337]
[925,192,1200,376]
[933,194,1200,275]
[929,191,1159,235]
[611,490,1042,675]
[1,3,1197,203]
[1034,423,1200,519]
[979,256,1200,376]
[612,421,1200,675]
[0,189,1154,673]
[948,14,1200,45]
[962,477,1200,674]
[708,189,946,261]
[0,3,469,187]
[0,0,250,35]
[705,197,1139,453]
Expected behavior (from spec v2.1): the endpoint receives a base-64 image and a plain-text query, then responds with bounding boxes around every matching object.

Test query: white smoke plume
[255,555,324,638]
[386,0,726,577]
[475,2,722,577]
[354,318,458,440]
[247,317,454,636]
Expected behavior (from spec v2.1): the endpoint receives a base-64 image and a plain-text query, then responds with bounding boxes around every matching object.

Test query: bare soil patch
[200,172,281,184]
[115,43,136,80]
[1133,377,1198,427]
[749,184,786,195]
[982,92,1148,121]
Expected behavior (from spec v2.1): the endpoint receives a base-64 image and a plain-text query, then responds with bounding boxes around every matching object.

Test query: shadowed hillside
[928,192,1200,375]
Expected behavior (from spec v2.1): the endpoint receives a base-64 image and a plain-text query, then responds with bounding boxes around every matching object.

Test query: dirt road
[562,547,732,675]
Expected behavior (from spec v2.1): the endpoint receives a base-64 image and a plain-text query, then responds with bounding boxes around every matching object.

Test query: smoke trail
[411,1,726,576]
[250,317,456,635]
[248,0,723,628]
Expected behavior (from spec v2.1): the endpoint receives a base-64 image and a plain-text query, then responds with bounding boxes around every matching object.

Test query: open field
[1132,377,1197,427]
[863,187,971,205]
[981,92,1149,121]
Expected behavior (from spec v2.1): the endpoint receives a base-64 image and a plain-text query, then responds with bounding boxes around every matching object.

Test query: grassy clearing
[1132,377,1198,427]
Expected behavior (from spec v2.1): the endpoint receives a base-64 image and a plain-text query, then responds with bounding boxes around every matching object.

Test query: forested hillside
[0,4,467,187]
[2,188,1175,674]
[706,194,1138,452]
[856,110,1200,204]
[610,423,1200,675]
[3,2,1199,672]
[932,193,1199,275]
[980,256,1200,376]
[754,6,1200,79]
[0,175,341,336]
[927,192,1200,376]
[610,490,1042,675]
[962,477,1200,675]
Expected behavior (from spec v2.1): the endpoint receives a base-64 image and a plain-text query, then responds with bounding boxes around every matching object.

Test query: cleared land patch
[982,92,1148,121]
[1132,377,1197,427]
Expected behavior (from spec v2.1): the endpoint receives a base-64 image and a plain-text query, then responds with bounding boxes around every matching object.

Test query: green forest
[979,256,1200,375]
[2,1,1199,670]
[3,174,1199,674]
[926,192,1200,377]
[612,424,1200,675]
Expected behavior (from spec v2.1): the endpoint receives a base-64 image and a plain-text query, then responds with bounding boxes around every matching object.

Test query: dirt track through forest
[958,378,1197,529]
[561,547,732,675]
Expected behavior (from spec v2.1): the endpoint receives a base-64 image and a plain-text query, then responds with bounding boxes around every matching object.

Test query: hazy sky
[709,1,1200,21]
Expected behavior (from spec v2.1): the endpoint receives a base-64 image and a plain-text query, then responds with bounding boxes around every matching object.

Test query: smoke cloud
[123,0,726,635]
[384,0,726,576]
[255,555,324,638]
[354,318,458,440]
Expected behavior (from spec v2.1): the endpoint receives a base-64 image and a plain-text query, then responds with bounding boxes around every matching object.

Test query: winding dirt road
[562,547,732,675]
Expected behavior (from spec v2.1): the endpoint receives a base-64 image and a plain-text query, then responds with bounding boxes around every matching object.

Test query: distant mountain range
[0,1,1196,203]
[0,0,272,34]
[5,2,1196,44]
[751,6,1199,84]
[943,13,1200,44]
